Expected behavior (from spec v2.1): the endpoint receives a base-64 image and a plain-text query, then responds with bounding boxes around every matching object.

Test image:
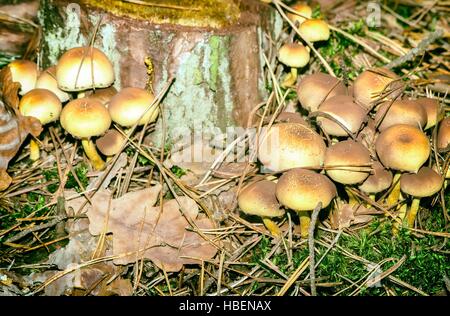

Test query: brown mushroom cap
[324,140,372,185]
[95,129,125,156]
[238,180,284,218]
[298,19,330,42]
[108,87,159,127]
[278,43,310,68]
[374,99,427,131]
[19,89,62,125]
[276,168,336,211]
[287,2,312,25]
[60,98,111,139]
[56,46,115,91]
[258,123,326,172]
[375,124,430,173]
[437,117,450,152]
[276,111,308,125]
[359,161,393,194]
[317,95,366,136]
[353,68,403,109]
[356,118,377,154]
[400,167,443,197]
[416,97,442,130]
[8,60,38,95]
[35,66,70,103]
[296,73,347,112]
[86,86,118,107]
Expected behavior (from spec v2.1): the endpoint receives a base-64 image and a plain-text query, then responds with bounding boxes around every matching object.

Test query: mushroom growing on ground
[60,98,111,170]
[96,128,126,159]
[437,117,450,152]
[276,168,336,238]
[238,179,285,237]
[416,97,442,130]
[298,19,330,42]
[35,66,70,103]
[18,89,62,160]
[358,161,393,201]
[287,2,312,26]
[374,99,427,131]
[86,86,118,107]
[7,60,38,95]
[278,42,310,87]
[400,167,443,228]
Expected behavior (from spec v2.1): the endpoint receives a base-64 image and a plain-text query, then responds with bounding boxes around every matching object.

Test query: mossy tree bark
[38,0,282,144]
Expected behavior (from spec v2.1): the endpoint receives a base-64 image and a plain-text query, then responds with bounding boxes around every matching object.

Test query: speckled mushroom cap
[374,99,427,131]
[324,140,372,185]
[238,180,284,218]
[317,95,366,136]
[56,46,115,91]
[95,129,125,156]
[375,124,430,173]
[353,68,403,109]
[359,161,393,194]
[296,73,347,112]
[35,66,70,103]
[108,87,159,127]
[60,98,111,139]
[287,2,312,25]
[258,123,326,172]
[437,117,450,152]
[416,97,442,130]
[7,60,38,95]
[276,168,336,211]
[298,19,330,42]
[86,86,118,107]
[19,89,62,125]
[400,167,443,197]
[278,43,310,68]
[275,112,308,125]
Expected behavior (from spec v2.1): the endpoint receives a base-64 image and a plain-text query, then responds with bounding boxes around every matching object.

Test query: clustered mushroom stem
[387,173,401,206]
[406,197,421,228]
[29,139,40,161]
[81,138,105,171]
[262,218,281,238]
[298,211,311,238]
[281,68,298,88]
[393,194,407,235]
[346,188,358,207]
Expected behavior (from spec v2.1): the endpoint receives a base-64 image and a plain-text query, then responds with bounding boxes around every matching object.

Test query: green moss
[81,0,241,28]
[208,36,221,92]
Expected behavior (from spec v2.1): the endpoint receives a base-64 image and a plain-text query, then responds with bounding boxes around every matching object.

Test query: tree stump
[38,0,283,144]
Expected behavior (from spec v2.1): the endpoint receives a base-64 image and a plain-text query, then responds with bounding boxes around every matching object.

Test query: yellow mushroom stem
[262,218,281,238]
[393,193,408,235]
[298,211,311,238]
[346,188,359,207]
[281,68,298,88]
[81,138,105,171]
[406,198,421,228]
[29,138,40,161]
[386,173,401,206]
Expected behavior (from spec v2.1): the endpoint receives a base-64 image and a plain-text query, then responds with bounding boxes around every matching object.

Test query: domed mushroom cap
[278,43,310,68]
[287,2,312,25]
[324,140,372,185]
[86,86,118,107]
[296,73,347,112]
[276,168,336,211]
[437,117,450,152]
[298,19,330,42]
[353,68,402,109]
[258,123,326,172]
[108,87,159,127]
[95,129,125,156]
[7,60,38,95]
[56,46,115,91]
[19,89,62,125]
[375,124,430,173]
[238,180,284,218]
[416,97,441,130]
[359,161,393,194]
[374,99,427,131]
[35,66,70,103]
[317,95,366,136]
[60,98,111,139]
[276,111,308,125]
[400,167,443,197]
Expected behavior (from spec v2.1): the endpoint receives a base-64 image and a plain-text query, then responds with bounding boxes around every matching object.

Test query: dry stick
[308,202,322,296]
[4,214,66,244]
[385,29,444,69]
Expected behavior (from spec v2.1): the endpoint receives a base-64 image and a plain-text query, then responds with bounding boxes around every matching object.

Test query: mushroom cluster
[4,46,160,170]
[278,2,330,87]
[238,68,446,237]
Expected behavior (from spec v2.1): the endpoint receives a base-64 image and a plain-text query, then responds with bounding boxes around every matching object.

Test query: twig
[308,202,322,296]
[4,215,66,244]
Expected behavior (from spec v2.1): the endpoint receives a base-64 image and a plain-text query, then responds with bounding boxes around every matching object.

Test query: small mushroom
[415,97,442,130]
[287,2,312,26]
[296,73,347,112]
[7,60,38,95]
[437,117,450,152]
[298,19,330,42]
[358,161,393,201]
[96,128,126,159]
[275,111,308,125]
[238,180,285,237]
[18,89,62,160]
[278,43,310,87]
[400,167,443,228]
[86,86,118,107]
[276,168,336,238]
[35,66,70,103]
[60,98,111,170]
[374,99,427,131]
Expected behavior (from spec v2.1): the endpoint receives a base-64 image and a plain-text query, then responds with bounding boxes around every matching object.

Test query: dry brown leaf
[331,202,374,229]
